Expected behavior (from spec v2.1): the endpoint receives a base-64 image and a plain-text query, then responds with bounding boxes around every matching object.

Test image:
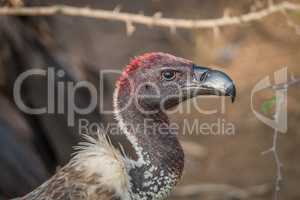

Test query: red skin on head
[116,52,160,89]
[124,53,158,75]
[116,52,191,90]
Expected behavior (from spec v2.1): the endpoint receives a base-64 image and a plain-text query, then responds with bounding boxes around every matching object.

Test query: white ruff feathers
[71,132,130,200]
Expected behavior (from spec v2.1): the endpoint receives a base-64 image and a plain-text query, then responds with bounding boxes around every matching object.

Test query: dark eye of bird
[200,71,208,82]
[162,70,176,81]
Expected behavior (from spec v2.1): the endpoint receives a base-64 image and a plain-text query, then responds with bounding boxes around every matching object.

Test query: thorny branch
[262,125,283,200]
[262,75,300,200]
[0,1,299,35]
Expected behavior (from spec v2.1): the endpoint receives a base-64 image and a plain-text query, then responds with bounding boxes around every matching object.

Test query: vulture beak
[191,65,236,102]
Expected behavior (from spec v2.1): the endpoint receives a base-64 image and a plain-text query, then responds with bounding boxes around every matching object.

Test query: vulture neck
[113,85,184,199]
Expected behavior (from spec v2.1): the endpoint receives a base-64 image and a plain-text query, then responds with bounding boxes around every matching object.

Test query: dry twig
[0,1,299,35]
[262,75,300,200]
[261,101,284,200]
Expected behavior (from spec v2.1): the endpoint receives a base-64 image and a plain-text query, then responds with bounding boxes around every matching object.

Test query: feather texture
[16,132,130,200]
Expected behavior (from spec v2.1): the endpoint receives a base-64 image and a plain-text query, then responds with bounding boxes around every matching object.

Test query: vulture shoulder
[16,133,130,200]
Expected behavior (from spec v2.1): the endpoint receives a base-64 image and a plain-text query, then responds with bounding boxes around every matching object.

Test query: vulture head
[115,52,235,114]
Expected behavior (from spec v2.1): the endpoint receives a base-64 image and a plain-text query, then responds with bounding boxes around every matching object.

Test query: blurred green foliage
[261,96,276,115]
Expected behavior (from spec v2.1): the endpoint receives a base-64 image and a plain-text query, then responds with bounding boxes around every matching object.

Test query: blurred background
[0,0,299,199]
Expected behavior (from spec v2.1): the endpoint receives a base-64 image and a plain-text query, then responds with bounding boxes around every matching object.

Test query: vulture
[16,52,236,200]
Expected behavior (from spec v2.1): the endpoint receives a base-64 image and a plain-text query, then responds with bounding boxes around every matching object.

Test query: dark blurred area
[0,0,299,199]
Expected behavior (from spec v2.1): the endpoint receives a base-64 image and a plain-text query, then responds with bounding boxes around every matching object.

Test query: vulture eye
[162,70,176,81]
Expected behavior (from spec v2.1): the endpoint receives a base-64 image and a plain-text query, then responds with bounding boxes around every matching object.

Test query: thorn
[150,12,162,26]
[153,11,162,19]
[113,4,122,13]
[126,20,136,36]
[170,24,177,34]
[261,148,274,155]
[213,26,220,39]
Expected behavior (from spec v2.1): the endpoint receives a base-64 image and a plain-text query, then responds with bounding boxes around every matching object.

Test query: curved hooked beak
[190,65,236,102]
